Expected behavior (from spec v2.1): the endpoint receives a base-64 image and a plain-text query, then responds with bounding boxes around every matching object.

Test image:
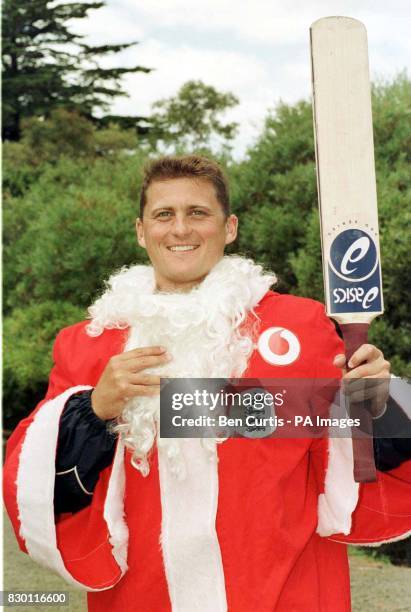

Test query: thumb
[333,353,347,370]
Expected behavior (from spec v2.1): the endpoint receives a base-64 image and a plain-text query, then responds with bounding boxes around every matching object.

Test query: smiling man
[136,166,238,292]
[4,155,411,612]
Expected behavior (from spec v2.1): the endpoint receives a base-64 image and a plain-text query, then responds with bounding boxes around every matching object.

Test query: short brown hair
[139,155,230,217]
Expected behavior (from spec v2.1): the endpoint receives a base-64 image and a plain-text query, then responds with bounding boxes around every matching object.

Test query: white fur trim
[86,255,275,338]
[317,436,359,536]
[85,255,274,606]
[317,391,360,536]
[317,384,411,539]
[16,386,128,590]
[158,439,227,612]
[103,439,128,573]
[317,435,359,537]
[107,255,275,477]
[330,531,411,548]
[337,528,411,546]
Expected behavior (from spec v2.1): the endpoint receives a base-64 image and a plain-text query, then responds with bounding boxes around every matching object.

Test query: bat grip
[339,323,377,483]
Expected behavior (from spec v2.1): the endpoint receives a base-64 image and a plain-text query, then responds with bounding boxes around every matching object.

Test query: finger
[122,353,172,372]
[120,346,168,361]
[348,387,390,418]
[127,373,162,386]
[344,357,386,379]
[344,379,390,409]
[344,376,384,394]
[347,344,382,369]
[125,384,161,398]
[350,389,388,408]
[347,382,389,404]
[333,354,347,368]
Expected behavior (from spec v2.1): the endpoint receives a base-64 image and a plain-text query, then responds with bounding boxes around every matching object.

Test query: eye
[156,210,172,218]
[191,209,207,216]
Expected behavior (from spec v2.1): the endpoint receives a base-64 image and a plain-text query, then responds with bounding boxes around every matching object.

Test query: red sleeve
[310,307,411,543]
[3,324,128,590]
[3,329,75,551]
[337,462,411,545]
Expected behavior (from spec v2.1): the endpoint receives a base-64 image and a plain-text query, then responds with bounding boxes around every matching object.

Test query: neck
[155,275,206,294]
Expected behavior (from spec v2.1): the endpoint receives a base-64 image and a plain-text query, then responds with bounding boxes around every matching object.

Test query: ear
[224,214,238,246]
[136,218,146,249]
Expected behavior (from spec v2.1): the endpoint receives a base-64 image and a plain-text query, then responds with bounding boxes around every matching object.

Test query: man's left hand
[333,344,391,418]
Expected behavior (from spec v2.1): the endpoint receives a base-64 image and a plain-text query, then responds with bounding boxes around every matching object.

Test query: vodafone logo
[257,327,301,366]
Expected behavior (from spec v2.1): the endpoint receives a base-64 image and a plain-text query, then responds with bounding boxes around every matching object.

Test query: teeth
[169,245,198,252]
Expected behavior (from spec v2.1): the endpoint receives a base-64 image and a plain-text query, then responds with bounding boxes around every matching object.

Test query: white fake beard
[87,256,276,479]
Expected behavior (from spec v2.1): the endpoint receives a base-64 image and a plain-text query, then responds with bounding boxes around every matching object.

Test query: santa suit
[3,257,411,612]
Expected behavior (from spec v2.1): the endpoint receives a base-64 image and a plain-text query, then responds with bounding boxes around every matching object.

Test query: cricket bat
[310,17,384,482]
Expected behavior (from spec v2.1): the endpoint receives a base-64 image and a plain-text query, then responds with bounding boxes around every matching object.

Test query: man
[4,155,410,611]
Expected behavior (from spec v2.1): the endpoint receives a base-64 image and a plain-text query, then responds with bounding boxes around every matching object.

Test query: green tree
[3,74,410,429]
[2,0,152,140]
[150,80,239,151]
[230,100,316,290]
[3,302,85,428]
[22,108,140,161]
[3,151,149,314]
[2,109,140,198]
[239,75,410,375]
[2,145,152,426]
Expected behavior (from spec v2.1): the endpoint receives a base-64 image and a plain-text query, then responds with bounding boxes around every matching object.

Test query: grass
[4,513,411,611]
[348,545,392,565]
[3,512,86,612]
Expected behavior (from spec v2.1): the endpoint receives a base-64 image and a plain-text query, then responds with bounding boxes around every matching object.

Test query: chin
[171,270,206,283]
[170,262,208,278]
[165,265,210,287]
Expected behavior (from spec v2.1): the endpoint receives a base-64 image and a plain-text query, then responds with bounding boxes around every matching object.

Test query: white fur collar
[87,255,276,337]
[87,255,275,479]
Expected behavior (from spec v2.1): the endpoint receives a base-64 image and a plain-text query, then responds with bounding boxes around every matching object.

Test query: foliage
[2,0,151,140]
[3,302,85,426]
[2,73,410,574]
[2,140,43,198]
[289,74,411,376]
[362,538,411,567]
[150,80,239,152]
[3,74,410,429]
[3,152,149,315]
[2,138,150,426]
[2,109,141,198]
[372,73,411,168]
[230,100,316,290]
[22,109,96,160]
[22,108,140,161]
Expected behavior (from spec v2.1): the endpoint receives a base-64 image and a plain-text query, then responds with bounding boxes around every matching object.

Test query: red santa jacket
[4,291,411,611]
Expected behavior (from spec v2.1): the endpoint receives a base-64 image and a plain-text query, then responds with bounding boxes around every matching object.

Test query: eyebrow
[151,206,174,213]
[150,204,211,214]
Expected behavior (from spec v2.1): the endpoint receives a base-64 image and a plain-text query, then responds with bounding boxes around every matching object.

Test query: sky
[71,0,410,157]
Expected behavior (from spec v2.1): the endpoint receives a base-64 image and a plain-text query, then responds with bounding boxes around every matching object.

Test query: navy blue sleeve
[373,396,411,472]
[54,390,117,514]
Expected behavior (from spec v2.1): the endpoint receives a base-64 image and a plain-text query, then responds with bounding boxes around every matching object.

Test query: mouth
[167,245,200,252]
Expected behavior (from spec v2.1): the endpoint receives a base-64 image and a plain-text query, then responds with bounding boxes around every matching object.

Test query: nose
[171,213,192,237]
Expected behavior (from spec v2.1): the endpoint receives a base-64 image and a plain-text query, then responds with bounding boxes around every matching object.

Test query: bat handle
[339,323,377,483]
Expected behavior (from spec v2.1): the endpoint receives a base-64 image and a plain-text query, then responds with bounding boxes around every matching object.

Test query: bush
[4,152,149,313]
[3,74,410,421]
[3,301,85,428]
[362,537,411,567]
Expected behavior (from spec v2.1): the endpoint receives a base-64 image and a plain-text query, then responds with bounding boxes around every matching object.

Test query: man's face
[136,177,238,292]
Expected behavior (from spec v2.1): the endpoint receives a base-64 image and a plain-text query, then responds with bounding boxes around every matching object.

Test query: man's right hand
[91,346,171,420]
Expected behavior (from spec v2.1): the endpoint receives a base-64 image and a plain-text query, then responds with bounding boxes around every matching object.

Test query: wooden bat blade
[310,16,383,325]
[311,17,382,483]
